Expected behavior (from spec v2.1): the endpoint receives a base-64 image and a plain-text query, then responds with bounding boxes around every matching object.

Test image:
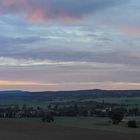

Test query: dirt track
[0,119,139,140]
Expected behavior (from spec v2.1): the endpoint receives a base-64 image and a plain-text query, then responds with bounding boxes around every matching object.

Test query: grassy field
[82,97,140,108]
[0,118,139,140]
[0,100,50,108]
[54,116,140,134]
[1,97,140,108]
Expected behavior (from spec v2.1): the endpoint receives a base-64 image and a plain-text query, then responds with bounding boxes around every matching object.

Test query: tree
[131,108,139,116]
[53,104,58,111]
[37,106,41,110]
[109,108,124,124]
[13,105,19,112]
[48,104,52,110]
[22,104,27,111]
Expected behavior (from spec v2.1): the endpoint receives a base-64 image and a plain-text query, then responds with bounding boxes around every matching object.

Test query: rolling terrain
[0,89,140,108]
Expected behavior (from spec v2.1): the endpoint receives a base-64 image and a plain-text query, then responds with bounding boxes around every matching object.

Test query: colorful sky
[0,0,140,91]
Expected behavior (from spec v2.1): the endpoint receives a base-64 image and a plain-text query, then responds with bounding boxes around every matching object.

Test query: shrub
[41,113,54,123]
[112,120,120,125]
[128,120,137,128]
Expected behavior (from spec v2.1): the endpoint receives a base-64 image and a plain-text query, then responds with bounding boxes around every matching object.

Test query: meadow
[86,97,140,108]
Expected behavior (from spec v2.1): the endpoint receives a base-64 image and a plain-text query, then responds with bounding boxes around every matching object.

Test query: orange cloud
[43,82,140,91]
[0,80,56,86]
[0,81,139,91]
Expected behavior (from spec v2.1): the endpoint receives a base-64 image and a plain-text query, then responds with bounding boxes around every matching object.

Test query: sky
[0,0,140,91]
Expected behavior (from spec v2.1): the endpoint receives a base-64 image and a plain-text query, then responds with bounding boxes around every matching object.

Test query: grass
[54,117,140,134]
[0,100,50,109]
[83,97,140,108]
[2,117,139,134]
[0,118,139,140]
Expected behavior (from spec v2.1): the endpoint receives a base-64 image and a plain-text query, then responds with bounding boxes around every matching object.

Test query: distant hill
[0,89,140,99]
[0,89,140,108]
[0,89,139,107]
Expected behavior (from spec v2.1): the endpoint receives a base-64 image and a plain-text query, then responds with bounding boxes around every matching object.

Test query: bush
[128,120,137,128]
[112,120,120,125]
[41,113,54,123]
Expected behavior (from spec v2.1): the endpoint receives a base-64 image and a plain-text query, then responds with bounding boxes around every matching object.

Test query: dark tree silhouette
[109,108,124,124]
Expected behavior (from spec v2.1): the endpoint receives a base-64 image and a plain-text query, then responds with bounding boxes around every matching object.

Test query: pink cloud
[28,9,48,21]
[120,26,140,36]
[0,0,81,22]
[0,0,122,23]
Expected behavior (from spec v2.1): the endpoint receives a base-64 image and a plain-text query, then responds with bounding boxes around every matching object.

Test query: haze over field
[0,0,140,91]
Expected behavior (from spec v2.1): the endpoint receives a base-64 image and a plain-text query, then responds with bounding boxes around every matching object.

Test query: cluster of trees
[108,108,138,128]
[0,103,139,126]
[0,103,110,118]
[0,103,139,118]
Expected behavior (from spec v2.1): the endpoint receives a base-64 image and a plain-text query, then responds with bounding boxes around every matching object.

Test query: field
[1,96,140,109]
[0,118,139,140]
[54,116,140,134]
[91,97,140,108]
